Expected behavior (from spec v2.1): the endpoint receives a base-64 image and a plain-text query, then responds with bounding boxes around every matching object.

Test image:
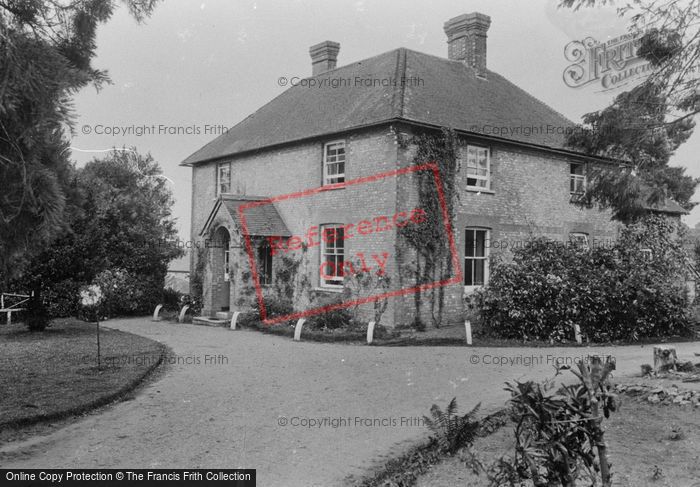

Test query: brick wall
[393,126,620,328]
[190,126,403,324]
[190,123,621,328]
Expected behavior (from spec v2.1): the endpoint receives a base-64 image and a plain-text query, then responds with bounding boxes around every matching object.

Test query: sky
[71,0,700,241]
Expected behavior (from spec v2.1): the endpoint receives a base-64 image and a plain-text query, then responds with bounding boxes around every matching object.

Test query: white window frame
[569,232,590,250]
[258,241,273,286]
[320,224,344,287]
[570,163,586,194]
[217,162,231,195]
[323,140,346,186]
[464,228,489,292]
[465,145,490,191]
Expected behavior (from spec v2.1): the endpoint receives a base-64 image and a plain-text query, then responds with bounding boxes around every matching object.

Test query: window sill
[466,188,494,194]
[464,285,484,294]
[314,286,344,293]
[320,182,346,191]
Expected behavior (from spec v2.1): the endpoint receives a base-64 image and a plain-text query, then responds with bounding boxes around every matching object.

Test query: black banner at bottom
[2,469,256,486]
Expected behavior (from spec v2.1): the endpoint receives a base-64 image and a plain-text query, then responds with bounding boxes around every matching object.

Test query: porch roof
[199,195,292,237]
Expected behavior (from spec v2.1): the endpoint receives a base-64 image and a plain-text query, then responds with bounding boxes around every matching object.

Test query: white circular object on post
[293,318,306,341]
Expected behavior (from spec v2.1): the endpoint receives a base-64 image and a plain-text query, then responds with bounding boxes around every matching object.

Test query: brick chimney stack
[444,12,491,78]
[309,41,340,76]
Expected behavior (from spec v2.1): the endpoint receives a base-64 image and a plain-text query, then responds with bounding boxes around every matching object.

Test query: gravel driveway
[2,318,699,486]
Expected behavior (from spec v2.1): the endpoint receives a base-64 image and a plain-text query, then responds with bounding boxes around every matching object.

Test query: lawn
[414,398,700,487]
[0,318,165,430]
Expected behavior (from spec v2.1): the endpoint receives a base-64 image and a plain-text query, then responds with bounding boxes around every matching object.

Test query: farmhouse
[181,12,686,327]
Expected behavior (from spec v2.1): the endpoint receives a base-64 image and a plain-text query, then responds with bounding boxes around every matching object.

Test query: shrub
[305,307,354,330]
[44,279,81,318]
[423,398,481,454]
[25,292,50,331]
[477,216,691,342]
[92,268,160,317]
[476,357,618,486]
[180,293,202,315]
[162,287,183,312]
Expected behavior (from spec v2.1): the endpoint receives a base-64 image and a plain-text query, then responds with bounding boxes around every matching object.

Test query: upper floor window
[320,224,344,287]
[465,228,489,289]
[569,232,590,250]
[323,141,345,185]
[466,145,490,190]
[570,163,586,194]
[217,162,231,195]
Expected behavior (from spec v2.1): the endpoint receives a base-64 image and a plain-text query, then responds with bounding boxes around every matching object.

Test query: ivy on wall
[398,127,459,329]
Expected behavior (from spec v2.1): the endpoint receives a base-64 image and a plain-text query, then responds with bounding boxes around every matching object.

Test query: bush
[180,293,202,315]
[305,307,354,330]
[44,279,81,318]
[25,293,50,331]
[477,216,692,342]
[162,287,183,312]
[92,268,160,317]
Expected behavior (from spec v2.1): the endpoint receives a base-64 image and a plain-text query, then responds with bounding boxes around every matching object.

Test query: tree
[560,0,700,222]
[0,0,158,288]
[14,149,183,318]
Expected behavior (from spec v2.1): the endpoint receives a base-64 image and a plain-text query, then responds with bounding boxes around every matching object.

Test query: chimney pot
[309,41,340,76]
[444,12,491,78]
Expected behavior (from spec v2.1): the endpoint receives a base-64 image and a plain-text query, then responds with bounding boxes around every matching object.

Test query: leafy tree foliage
[0,0,158,287]
[12,149,182,318]
[560,0,699,222]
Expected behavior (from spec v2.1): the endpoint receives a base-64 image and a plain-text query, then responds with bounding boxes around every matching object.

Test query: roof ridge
[391,48,408,118]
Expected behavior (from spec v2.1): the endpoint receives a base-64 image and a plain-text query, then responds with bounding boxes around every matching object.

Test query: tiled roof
[199,195,291,237]
[222,197,292,237]
[644,197,688,215]
[181,48,577,165]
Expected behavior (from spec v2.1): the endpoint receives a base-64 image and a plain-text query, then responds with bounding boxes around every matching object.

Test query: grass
[0,318,165,431]
[413,396,700,487]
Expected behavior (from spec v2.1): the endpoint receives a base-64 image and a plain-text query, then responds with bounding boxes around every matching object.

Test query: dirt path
[2,317,699,486]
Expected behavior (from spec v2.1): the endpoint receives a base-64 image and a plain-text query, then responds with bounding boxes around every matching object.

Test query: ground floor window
[320,224,344,287]
[258,241,273,285]
[465,228,489,289]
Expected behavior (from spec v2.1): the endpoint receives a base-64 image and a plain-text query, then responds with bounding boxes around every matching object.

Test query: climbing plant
[399,127,459,328]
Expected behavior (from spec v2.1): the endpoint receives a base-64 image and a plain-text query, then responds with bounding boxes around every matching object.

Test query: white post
[7,310,11,326]
[178,305,190,323]
[293,318,306,341]
[464,320,473,345]
[152,304,163,321]
[367,321,376,344]
[230,311,241,330]
[574,324,582,344]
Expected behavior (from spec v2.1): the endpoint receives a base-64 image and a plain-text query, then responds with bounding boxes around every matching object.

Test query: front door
[213,226,231,312]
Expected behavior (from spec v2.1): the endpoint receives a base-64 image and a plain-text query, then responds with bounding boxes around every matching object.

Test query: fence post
[366,321,376,344]
[230,311,241,330]
[152,304,163,321]
[465,320,473,345]
[293,318,306,341]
